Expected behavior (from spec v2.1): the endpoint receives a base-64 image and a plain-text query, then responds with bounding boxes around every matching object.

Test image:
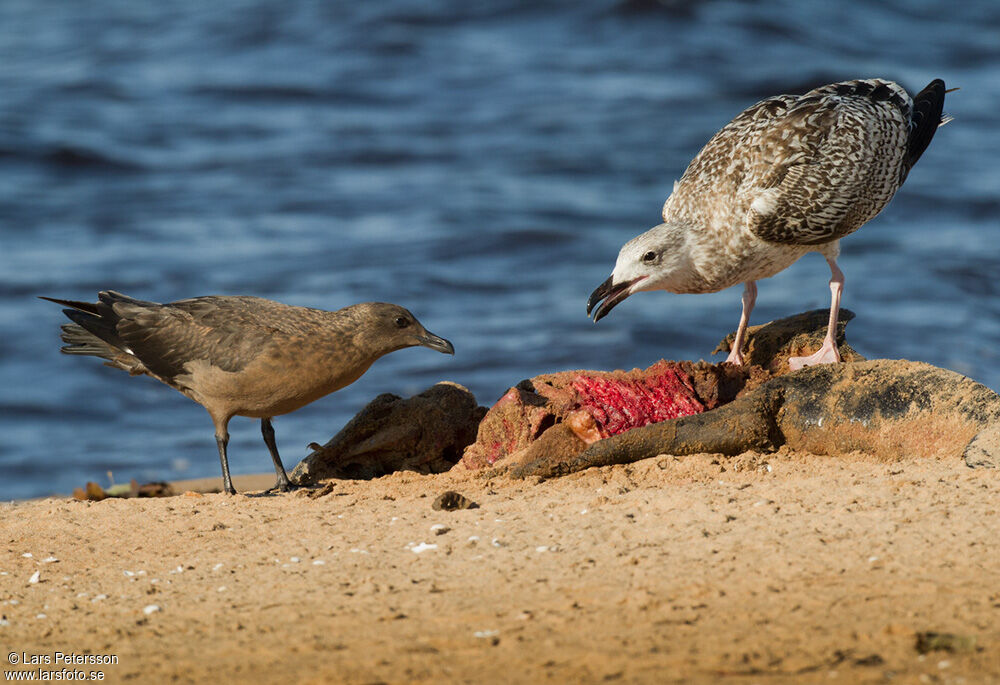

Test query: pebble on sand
[432,491,478,511]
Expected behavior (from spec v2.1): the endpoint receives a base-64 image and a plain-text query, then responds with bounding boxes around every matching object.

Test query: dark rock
[915,632,978,654]
[304,483,336,499]
[136,482,174,497]
[713,308,864,374]
[291,382,485,483]
[432,491,478,511]
[853,654,885,667]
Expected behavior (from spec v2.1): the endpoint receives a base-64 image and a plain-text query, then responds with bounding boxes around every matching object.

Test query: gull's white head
[587,221,693,322]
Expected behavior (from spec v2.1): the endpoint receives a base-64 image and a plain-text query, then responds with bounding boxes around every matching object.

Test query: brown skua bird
[42,291,454,495]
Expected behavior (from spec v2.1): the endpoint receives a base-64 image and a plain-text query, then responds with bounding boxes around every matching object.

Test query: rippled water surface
[2,0,999,498]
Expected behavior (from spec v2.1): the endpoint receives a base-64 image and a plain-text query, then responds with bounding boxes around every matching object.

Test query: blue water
[2,0,998,499]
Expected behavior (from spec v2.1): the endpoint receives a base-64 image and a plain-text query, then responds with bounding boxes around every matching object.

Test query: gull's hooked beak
[587,275,646,322]
[417,331,455,355]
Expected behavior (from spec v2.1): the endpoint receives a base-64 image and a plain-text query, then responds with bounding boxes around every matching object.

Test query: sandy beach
[2,3,995,685]
[3,449,998,684]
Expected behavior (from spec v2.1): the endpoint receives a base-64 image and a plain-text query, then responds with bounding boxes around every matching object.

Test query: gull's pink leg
[788,258,844,370]
[725,281,757,366]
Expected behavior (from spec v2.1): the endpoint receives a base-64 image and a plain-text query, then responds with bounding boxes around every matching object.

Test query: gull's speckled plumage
[664,79,926,290]
[589,78,949,368]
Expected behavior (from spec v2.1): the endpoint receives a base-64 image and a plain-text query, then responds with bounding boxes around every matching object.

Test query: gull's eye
[394,316,410,329]
[641,250,658,264]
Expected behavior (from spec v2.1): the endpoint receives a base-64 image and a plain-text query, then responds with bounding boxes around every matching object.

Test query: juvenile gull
[588,78,950,369]
[42,291,454,495]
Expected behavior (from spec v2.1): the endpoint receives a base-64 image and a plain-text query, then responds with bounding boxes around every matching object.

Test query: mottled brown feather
[46,292,450,420]
[663,78,946,257]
